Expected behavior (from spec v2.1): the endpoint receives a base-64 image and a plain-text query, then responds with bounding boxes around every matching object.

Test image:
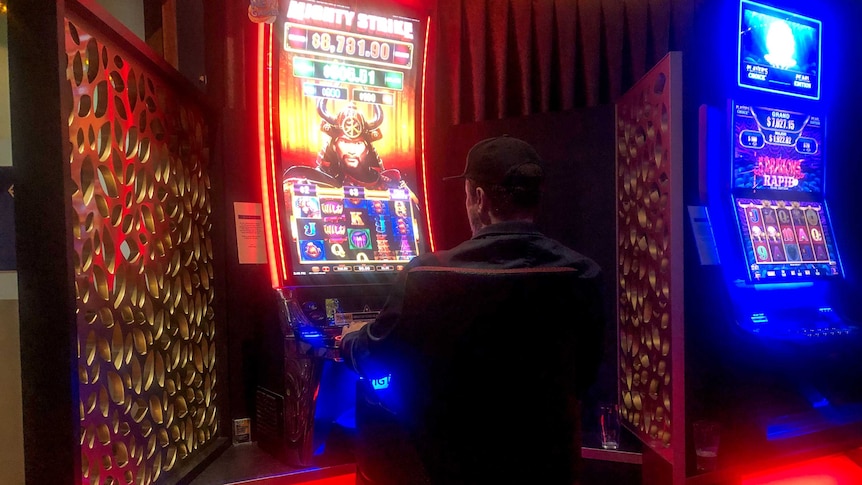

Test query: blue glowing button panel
[743,307,859,340]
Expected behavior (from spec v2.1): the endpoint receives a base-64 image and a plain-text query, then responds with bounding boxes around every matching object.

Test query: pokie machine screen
[730,102,843,284]
[273,0,427,284]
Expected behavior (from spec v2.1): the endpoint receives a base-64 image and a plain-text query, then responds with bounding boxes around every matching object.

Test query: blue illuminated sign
[371,374,391,390]
[738,0,822,100]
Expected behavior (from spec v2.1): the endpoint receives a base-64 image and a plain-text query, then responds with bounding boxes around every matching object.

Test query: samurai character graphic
[285,99,407,191]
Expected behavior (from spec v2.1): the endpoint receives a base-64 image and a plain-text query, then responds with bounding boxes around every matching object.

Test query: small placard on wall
[687,205,720,266]
[233,418,251,444]
[234,202,267,264]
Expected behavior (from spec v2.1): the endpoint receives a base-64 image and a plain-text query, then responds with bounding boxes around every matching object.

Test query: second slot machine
[690,0,862,471]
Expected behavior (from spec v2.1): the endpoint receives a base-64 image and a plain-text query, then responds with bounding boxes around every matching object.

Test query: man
[340,135,605,484]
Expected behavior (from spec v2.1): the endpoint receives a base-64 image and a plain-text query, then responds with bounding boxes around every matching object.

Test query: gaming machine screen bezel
[737,0,822,101]
[270,0,430,287]
[732,195,843,283]
[730,101,824,194]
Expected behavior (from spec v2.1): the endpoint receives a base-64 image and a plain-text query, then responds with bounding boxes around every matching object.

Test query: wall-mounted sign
[234,202,267,264]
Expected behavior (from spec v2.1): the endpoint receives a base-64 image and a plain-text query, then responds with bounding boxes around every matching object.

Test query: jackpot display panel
[732,103,823,194]
[260,0,430,289]
[255,0,431,469]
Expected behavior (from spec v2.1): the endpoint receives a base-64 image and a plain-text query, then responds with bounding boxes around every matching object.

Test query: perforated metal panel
[65,16,217,485]
[615,52,684,464]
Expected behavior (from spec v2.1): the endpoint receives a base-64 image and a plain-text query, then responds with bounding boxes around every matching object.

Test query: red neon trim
[419,16,436,252]
[266,27,289,282]
[257,24,280,288]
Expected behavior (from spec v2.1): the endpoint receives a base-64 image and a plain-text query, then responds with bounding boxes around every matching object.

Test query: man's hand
[341,321,370,338]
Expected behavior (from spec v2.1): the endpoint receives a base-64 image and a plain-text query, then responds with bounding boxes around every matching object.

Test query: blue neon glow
[740,282,813,290]
[334,407,356,428]
[297,326,324,339]
[314,442,326,456]
[802,386,830,408]
[314,360,358,432]
[766,404,862,440]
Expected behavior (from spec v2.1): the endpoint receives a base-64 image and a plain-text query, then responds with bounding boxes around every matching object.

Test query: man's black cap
[444,135,544,187]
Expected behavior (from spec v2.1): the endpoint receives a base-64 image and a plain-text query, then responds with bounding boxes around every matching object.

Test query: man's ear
[475,186,490,216]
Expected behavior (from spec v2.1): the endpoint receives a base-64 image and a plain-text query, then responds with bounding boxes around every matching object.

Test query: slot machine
[692,0,862,469]
[254,0,431,468]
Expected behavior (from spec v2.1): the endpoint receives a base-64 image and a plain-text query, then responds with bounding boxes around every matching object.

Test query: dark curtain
[431,0,706,126]
[424,0,707,248]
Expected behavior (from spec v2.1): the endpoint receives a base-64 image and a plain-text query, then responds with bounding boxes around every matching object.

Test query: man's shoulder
[404,251,449,269]
[535,237,601,277]
[561,247,602,278]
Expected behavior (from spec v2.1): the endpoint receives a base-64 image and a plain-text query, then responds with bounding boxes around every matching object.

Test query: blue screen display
[738,0,821,100]
[734,197,842,282]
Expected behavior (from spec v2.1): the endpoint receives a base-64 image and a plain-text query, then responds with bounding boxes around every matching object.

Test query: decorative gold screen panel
[65,18,217,485]
[615,52,682,457]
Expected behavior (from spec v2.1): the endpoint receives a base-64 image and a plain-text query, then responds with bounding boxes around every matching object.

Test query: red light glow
[741,452,862,485]
[258,24,281,288]
[419,15,435,252]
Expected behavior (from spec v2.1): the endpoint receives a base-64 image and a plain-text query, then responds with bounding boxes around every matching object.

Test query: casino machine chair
[353,265,606,485]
